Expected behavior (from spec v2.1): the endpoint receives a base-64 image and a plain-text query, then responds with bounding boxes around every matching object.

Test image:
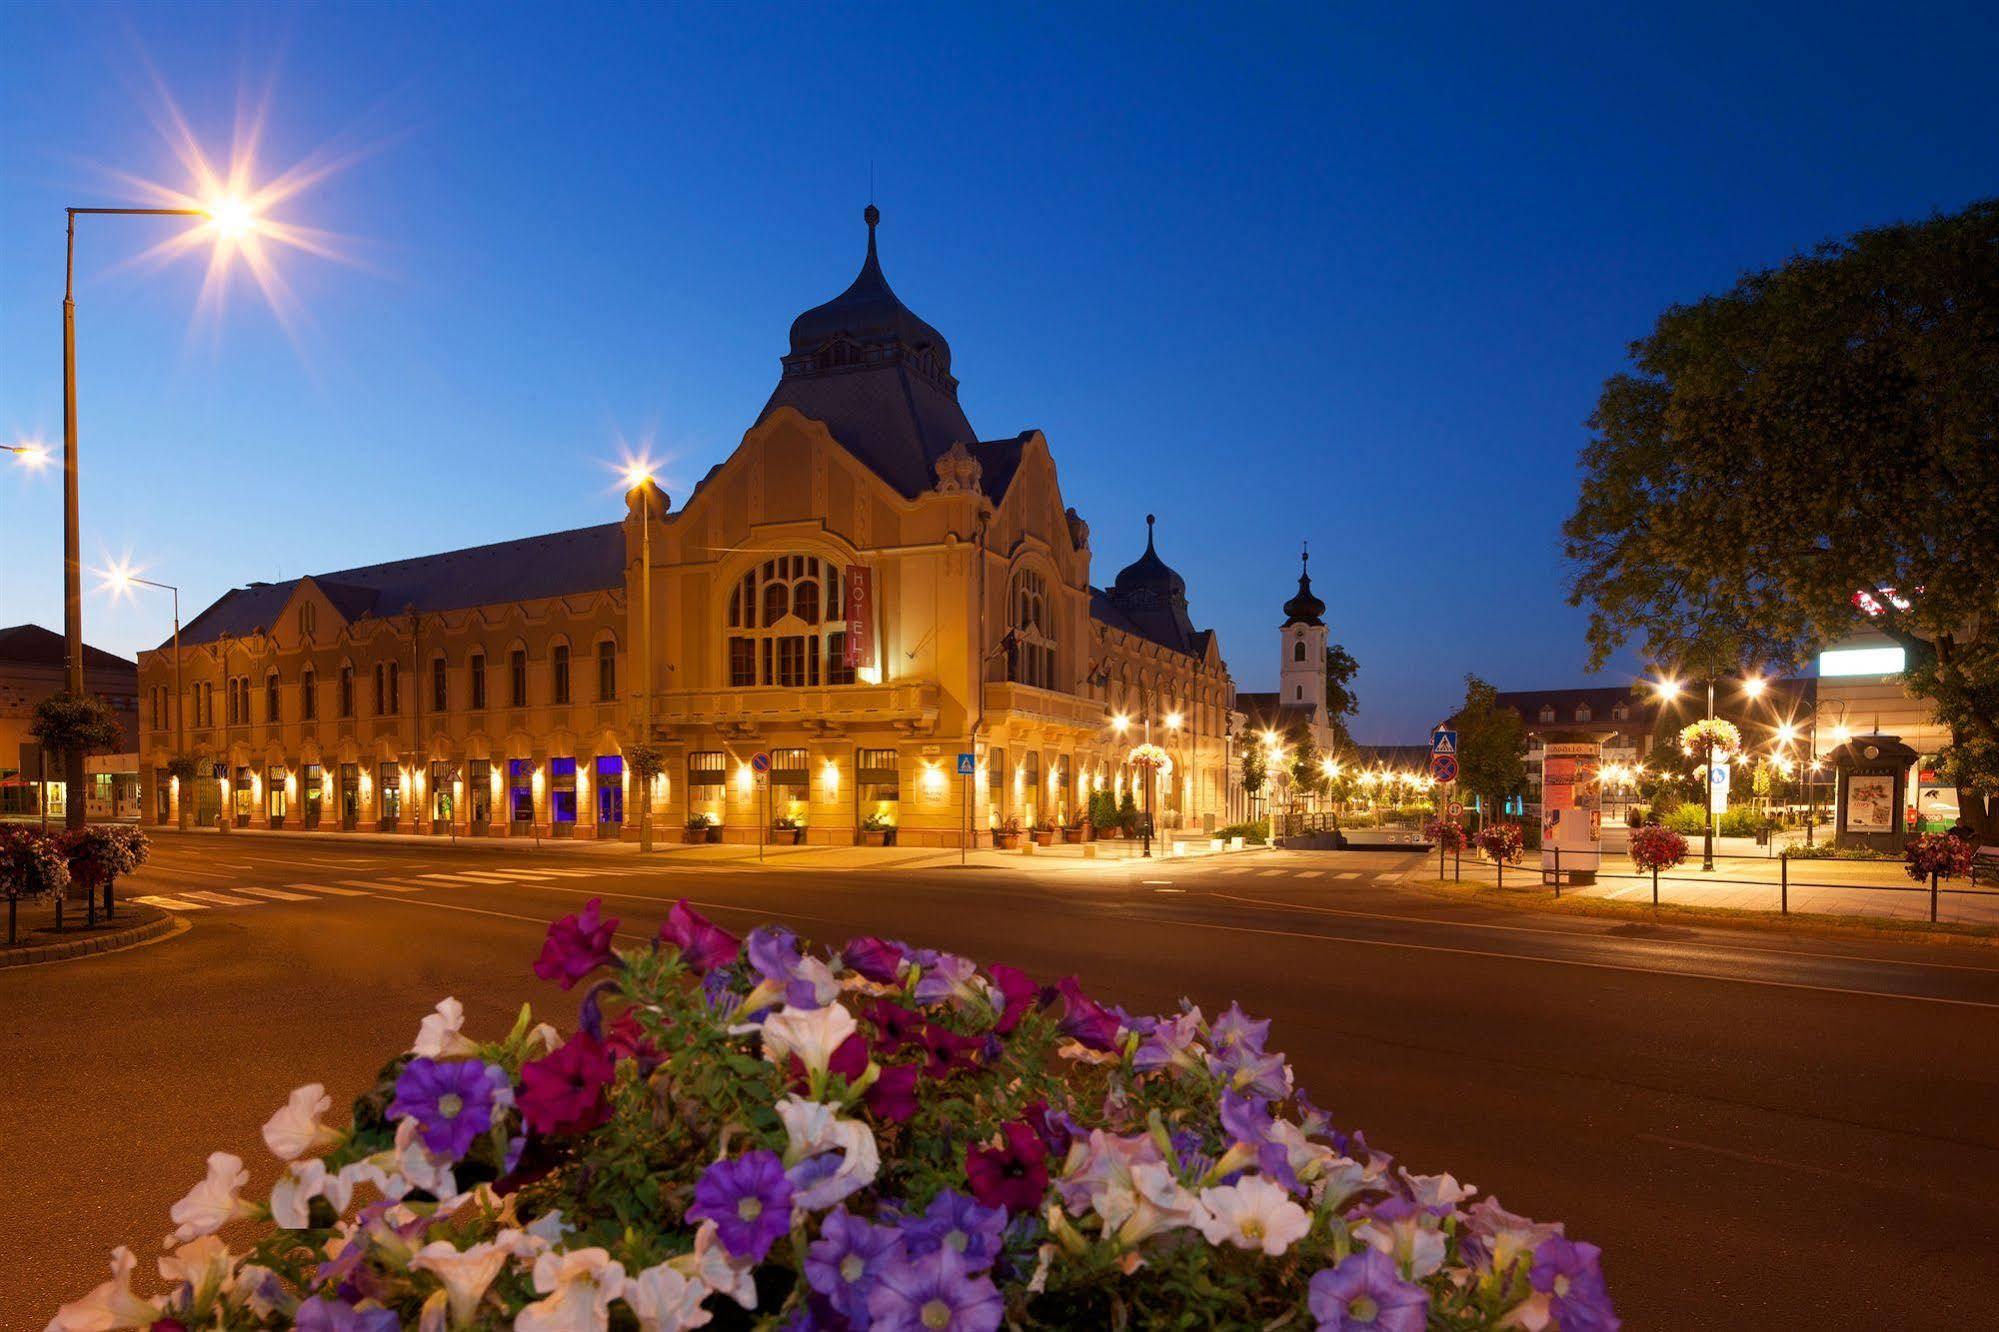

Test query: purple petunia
[661,899,739,973]
[866,1242,1004,1332]
[899,1189,1007,1271]
[387,1058,510,1160]
[1530,1236,1620,1331]
[912,953,978,1006]
[805,1205,903,1323]
[1220,1090,1274,1148]
[532,898,620,989]
[749,925,805,985]
[842,935,908,984]
[294,1298,400,1332]
[1055,977,1121,1052]
[1308,1248,1429,1332]
[1132,1009,1201,1072]
[1209,1043,1291,1099]
[1208,1002,1271,1055]
[687,1150,796,1263]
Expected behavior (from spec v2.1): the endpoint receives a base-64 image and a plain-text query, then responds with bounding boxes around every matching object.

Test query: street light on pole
[624,460,659,853]
[5,442,53,468]
[102,563,183,828]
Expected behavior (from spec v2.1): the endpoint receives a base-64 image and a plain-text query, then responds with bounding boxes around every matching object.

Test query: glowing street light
[100,559,185,827]
[1111,713,1130,734]
[1164,711,1183,731]
[1654,679,1683,701]
[5,441,52,469]
[1742,676,1767,699]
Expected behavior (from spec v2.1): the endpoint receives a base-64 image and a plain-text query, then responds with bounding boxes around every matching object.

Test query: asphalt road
[5,835,1997,1328]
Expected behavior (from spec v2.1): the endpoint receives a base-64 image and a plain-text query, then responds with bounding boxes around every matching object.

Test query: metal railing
[1448,846,1998,923]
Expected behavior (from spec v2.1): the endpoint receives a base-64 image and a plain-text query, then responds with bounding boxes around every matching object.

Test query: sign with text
[1540,740,1602,874]
[843,566,876,670]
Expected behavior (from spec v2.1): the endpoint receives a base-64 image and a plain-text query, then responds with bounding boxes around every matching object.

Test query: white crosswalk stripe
[1299,870,1326,880]
[185,890,262,907]
[442,872,525,884]
[474,870,556,881]
[286,882,371,896]
[1338,871,1362,880]
[336,880,424,893]
[1257,868,1287,877]
[133,894,206,911]
[235,886,316,902]
[414,874,492,884]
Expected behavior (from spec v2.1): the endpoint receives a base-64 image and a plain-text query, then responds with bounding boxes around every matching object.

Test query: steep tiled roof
[0,623,134,672]
[173,522,626,648]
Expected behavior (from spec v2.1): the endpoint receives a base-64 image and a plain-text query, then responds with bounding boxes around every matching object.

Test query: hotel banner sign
[843,566,876,670]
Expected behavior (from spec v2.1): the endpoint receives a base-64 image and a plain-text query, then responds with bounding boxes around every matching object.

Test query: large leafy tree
[1451,675,1526,824]
[30,693,125,830]
[1565,200,1999,837]
[1323,644,1360,752]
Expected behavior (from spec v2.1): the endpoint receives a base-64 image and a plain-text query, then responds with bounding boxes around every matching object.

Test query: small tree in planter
[165,756,201,832]
[1088,789,1118,837]
[1628,824,1688,904]
[1117,788,1141,837]
[62,825,150,924]
[626,742,664,853]
[992,814,1023,849]
[1,827,71,943]
[29,691,125,831]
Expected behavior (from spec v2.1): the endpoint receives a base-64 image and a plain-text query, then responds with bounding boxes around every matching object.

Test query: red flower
[518,1031,615,1136]
[865,1063,920,1123]
[918,1022,985,1078]
[532,899,621,990]
[965,1120,1050,1213]
[864,1000,926,1055]
[603,1009,662,1061]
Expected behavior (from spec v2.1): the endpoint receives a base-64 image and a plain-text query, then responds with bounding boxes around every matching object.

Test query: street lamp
[1655,669,1763,871]
[55,194,270,828]
[5,441,53,468]
[624,460,659,853]
[101,562,183,828]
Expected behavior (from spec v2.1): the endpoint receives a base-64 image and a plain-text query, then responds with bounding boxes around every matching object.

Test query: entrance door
[340,763,360,829]
[468,759,491,830]
[304,764,323,828]
[596,755,624,830]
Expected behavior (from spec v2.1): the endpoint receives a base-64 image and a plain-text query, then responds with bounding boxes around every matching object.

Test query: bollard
[1931,869,1940,924]
[1781,855,1788,915]
[1652,865,1659,906]
[1453,847,1460,883]
[1553,846,1561,899]
[1438,841,1446,880]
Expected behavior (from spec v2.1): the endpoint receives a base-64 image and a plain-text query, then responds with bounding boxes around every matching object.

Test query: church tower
[1278,545,1327,715]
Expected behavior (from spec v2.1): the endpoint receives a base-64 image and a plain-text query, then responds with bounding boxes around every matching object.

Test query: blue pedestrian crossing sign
[956,753,977,776]
[1430,728,1458,757]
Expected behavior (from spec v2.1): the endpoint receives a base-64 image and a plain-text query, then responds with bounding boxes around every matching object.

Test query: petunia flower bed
[51,899,1618,1330]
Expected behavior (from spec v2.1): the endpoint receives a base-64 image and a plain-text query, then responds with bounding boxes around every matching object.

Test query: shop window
[378,763,402,821]
[597,641,616,701]
[596,755,624,825]
[468,758,491,824]
[510,650,527,707]
[508,758,534,824]
[858,748,899,825]
[724,556,850,688]
[552,645,571,704]
[469,653,486,710]
[301,669,316,720]
[986,745,1006,828]
[688,750,727,824]
[1021,751,1042,826]
[770,748,809,825]
[549,757,578,826]
[304,763,323,824]
[268,766,288,821]
[432,761,454,823]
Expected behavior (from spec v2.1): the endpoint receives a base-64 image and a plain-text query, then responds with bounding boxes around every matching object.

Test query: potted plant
[62,825,150,925]
[991,815,1022,850]
[1067,812,1094,842]
[1,827,71,944]
[1088,790,1118,840]
[684,812,718,844]
[771,814,806,846]
[859,812,895,847]
[1031,819,1059,846]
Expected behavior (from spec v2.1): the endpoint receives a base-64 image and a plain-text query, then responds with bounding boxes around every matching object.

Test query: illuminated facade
[138,207,1237,844]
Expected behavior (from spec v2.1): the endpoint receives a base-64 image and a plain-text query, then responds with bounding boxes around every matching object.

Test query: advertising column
[1540,738,1603,884]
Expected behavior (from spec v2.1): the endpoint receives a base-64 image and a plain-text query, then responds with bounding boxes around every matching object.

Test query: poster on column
[1539,741,1602,875]
[843,566,876,670]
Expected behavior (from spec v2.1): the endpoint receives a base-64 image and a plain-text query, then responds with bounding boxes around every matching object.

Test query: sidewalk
[1434,849,1999,927]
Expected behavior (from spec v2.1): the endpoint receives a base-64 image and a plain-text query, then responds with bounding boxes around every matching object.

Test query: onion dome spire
[1282,542,1325,627]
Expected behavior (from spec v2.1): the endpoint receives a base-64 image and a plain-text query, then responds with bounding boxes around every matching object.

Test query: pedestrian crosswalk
[127,868,588,913]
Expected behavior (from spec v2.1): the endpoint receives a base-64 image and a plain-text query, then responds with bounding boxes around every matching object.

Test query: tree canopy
[30,692,125,761]
[1565,199,1999,833]
[1323,644,1360,752]
[1450,675,1526,820]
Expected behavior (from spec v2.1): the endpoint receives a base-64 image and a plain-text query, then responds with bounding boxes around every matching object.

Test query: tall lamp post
[57,200,259,828]
[104,567,182,827]
[1657,672,1763,872]
[624,465,658,853]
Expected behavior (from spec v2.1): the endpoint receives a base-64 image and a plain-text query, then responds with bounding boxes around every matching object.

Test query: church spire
[1282,540,1326,627]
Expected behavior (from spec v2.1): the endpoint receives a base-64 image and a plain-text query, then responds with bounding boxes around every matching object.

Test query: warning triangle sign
[1432,736,1456,756]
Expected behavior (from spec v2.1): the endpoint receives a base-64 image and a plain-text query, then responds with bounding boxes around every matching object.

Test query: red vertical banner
[844,566,875,669]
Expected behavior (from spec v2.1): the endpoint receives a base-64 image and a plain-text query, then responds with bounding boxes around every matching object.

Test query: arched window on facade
[725,555,854,688]
[1006,568,1057,690]
[266,670,281,724]
[1294,638,1306,662]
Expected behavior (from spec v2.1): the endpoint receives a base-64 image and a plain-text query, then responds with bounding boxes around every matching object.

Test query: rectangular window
[508,758,534,823]
[597,641,616,701]
[301,672,316,720]
[266,675,280,723]
[549,756,577,825]
[552,645,571,704]
[432,658,448,713]
[432,760,454,822]
[510,650,527,707]
[339,668,354,718]
[468,758,490,823]
[858,747,899,812]
[771,748,809,825]
[469,654,486,710]
[373,664,385,715]
[775,636,807,688]
[388,662,400,715]
[378,763,402,820]
[728,638,756,687]
[595,755,623,825]
[828,632,855,686]
[688,751,727,823]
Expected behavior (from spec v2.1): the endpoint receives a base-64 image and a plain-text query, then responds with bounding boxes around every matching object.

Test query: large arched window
[1007,569,1057,690]
[1293,638,1306,662]
[726,555,855,688]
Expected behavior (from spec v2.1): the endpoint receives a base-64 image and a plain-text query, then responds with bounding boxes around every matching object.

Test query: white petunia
[773,1095,880,1210]
[1401,1168,1476,1211]
[166,1152,259,1245]
[414,996,480,1059]
[758,1003,857,1077]
[1355,1205,1449,1278]
[156,1235,237,1305]
[1108,1162,1208,1246]
[1195,1175,1312,1256]
[391,1117,460,1202]
[261,1083,341,1161]
[44,1246,159,1331]
[515,1247,627,1332]
[410,1238,512,1326]
[682,1221,757,1310]
[625,1262,714,1332]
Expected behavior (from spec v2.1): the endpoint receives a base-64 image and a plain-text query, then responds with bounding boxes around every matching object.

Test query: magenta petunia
[964,1120,1050,1214]
[661,899,739,973]
[864,1000,926,1055]
[842,935,908,984]
[532,898,620,990]
[1056,977,1121,1052]
[517,1031,615,1136]
[865,1062,921,1123]
[986,962,1042,1035]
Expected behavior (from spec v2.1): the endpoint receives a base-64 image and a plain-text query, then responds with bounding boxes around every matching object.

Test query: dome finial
[1301,539,1309,573]
[1145,513,1156,551]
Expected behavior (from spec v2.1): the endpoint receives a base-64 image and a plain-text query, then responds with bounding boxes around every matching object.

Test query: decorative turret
[1279,543,1327,710]
[1104,515,1197,653]
[1282,545,1325,627]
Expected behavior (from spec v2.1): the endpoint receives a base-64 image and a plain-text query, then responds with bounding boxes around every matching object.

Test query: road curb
[0,909,184,969]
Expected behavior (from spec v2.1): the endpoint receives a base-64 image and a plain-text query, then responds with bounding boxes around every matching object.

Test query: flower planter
[1031,829,1058,847]
[769,827,805,846]
[49,900,1620,1328]
[992,831,1019,850]
[684,826,716,844]
[860,828,893,847]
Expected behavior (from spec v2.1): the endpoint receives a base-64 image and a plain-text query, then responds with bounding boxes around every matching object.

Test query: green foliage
[1117,789,1140,835]
[1087,790,1118,830]
[165,755,202,784]
[1215,819,1268,845]
[1662,804,1762,837]
[1452,675,1526,815]
[1565,198,1999,835]
[29,691,124,760]
[1239,746,1265,796]
[1323,643,1360,750]
[624,741,665,781]
[1286,722,1324,795]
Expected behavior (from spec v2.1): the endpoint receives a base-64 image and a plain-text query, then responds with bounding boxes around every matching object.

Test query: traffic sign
[1430,753,1459,783]
[750,751,771,775]
[1448,800,1464,819]
[1430,728,1458,757]
[956,752,977,776]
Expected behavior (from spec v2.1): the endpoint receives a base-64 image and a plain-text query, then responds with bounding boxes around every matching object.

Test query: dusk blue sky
[3,3,1994,741]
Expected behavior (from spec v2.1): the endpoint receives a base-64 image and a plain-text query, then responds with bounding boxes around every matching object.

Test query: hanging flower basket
[49,901,1618,1330]
[1127,742,1174,777]
[1677,718,1742,760]
[1628,826,1689,872]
